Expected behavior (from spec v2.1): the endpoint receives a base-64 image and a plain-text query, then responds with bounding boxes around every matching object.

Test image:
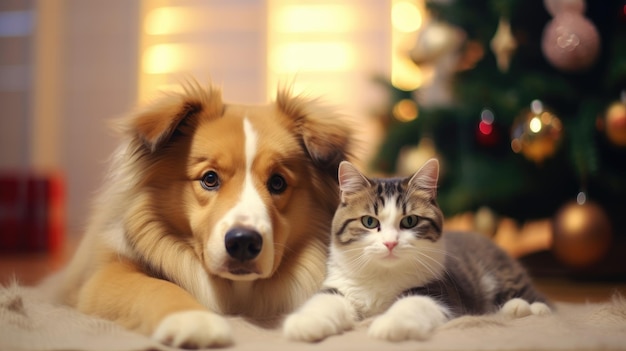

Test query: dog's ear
[118,83,223,152]
[277,90,352,169]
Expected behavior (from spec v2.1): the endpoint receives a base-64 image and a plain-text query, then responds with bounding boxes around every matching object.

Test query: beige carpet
[2,282,626,351]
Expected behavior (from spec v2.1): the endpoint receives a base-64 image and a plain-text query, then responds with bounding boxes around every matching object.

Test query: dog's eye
[200,171,220,190]
[267,174,287,194]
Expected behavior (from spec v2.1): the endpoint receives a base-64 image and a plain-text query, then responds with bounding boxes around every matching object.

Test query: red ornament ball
[541,12,600,72]
[552,201,613,268]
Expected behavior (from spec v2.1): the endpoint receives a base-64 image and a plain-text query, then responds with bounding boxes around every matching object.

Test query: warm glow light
[142,43,189,74]
[529,116,542,133]
[266,0,384,127]
[274,5,356,32]
[392,56,423,91]
[392,2,422,32]
[270,42,354,72]
[391,0,426,91]
[145,7,192,35]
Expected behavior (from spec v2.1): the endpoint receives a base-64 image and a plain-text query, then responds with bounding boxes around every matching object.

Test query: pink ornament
[541,12,600,72]
[543,0,585,16]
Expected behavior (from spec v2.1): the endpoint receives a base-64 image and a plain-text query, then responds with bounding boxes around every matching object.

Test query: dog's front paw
[368,296,448,341]
[152,310,233,348]
[283,294,355,342]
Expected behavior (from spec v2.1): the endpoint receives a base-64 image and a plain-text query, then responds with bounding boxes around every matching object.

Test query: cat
[283,158,551,342]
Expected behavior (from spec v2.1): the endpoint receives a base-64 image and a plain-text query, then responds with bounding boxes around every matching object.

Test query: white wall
[57,1,140,235]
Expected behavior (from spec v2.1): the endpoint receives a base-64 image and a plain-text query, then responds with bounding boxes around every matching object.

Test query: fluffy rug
[2,282,626,351]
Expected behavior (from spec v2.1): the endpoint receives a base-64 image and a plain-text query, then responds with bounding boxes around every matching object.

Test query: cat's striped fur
[284,158,551,342]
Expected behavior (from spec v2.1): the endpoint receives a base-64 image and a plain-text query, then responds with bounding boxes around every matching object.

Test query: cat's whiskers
[417,245,459,262]
[404,251,447,282]
[341,250,374,274]
[417,247,464,290]
[411,250,465,299]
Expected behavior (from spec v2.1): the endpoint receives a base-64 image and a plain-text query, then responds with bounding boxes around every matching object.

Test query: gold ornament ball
[552,201,613,268]
[605,102,626,147]
[511,102,563,163]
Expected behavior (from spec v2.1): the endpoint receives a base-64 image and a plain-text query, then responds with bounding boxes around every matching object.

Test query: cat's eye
[361,216,379,229]
[400,215,419,229]
[200,171,220,190]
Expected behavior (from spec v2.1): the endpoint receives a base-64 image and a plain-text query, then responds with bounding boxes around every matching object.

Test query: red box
[0,173,64,253]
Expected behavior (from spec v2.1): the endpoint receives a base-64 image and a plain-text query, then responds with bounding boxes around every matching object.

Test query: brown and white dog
[49,82,352,348]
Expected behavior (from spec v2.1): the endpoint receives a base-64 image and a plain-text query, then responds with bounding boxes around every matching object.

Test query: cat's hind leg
[283,292,356,342]
[368,295,450,341]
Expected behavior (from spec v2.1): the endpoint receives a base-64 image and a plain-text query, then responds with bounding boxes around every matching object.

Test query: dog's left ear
[118,83,223,152]
[277,91,352,169]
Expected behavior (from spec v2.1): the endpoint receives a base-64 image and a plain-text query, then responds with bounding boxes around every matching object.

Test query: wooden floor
[1,242,625,304]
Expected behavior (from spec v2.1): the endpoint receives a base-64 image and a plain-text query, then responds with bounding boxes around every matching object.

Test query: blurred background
[1,0,626,281]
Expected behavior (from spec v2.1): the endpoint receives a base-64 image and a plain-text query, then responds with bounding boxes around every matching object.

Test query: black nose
[225,228,263,261]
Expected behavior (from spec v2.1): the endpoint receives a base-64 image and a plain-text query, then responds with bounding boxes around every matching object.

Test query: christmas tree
[372,0,626,274]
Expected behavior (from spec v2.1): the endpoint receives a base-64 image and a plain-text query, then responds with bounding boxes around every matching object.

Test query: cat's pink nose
[384,241,398,251]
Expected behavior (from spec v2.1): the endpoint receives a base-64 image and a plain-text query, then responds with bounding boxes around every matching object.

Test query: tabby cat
[283,158,551,342]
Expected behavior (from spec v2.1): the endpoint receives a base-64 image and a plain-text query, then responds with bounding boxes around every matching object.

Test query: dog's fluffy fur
[48,82,352,348]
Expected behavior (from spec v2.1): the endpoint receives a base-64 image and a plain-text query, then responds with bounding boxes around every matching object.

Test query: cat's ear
[338,161,370,196]
[408,158,439,198]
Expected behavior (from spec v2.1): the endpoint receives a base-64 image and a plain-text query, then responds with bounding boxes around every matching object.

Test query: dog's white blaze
[237,118,271,233]
[219,118,270,229]
[244,118,256,174]
[211,117,273,280]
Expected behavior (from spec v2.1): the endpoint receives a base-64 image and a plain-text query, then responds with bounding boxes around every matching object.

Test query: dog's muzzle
[225,227,262,262]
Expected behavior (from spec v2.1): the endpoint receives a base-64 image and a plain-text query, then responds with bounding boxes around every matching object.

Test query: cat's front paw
[499,298,553,318]
[283,293,355,342]
[530,301,552,316]
[499,298,532,318]
[368,296,448,341]
[152,310,233,348]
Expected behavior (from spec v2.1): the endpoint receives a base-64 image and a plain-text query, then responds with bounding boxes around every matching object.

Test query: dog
[48,81,353,348]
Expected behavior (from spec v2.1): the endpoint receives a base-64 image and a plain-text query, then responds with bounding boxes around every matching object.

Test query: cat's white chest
[325,267,418,319]
[344,281,399,318]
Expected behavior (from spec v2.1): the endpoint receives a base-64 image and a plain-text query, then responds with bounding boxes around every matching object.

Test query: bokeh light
[393,99,419,122]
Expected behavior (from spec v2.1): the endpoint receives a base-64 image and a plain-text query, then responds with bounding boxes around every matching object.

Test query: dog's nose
[224,228,263,261]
